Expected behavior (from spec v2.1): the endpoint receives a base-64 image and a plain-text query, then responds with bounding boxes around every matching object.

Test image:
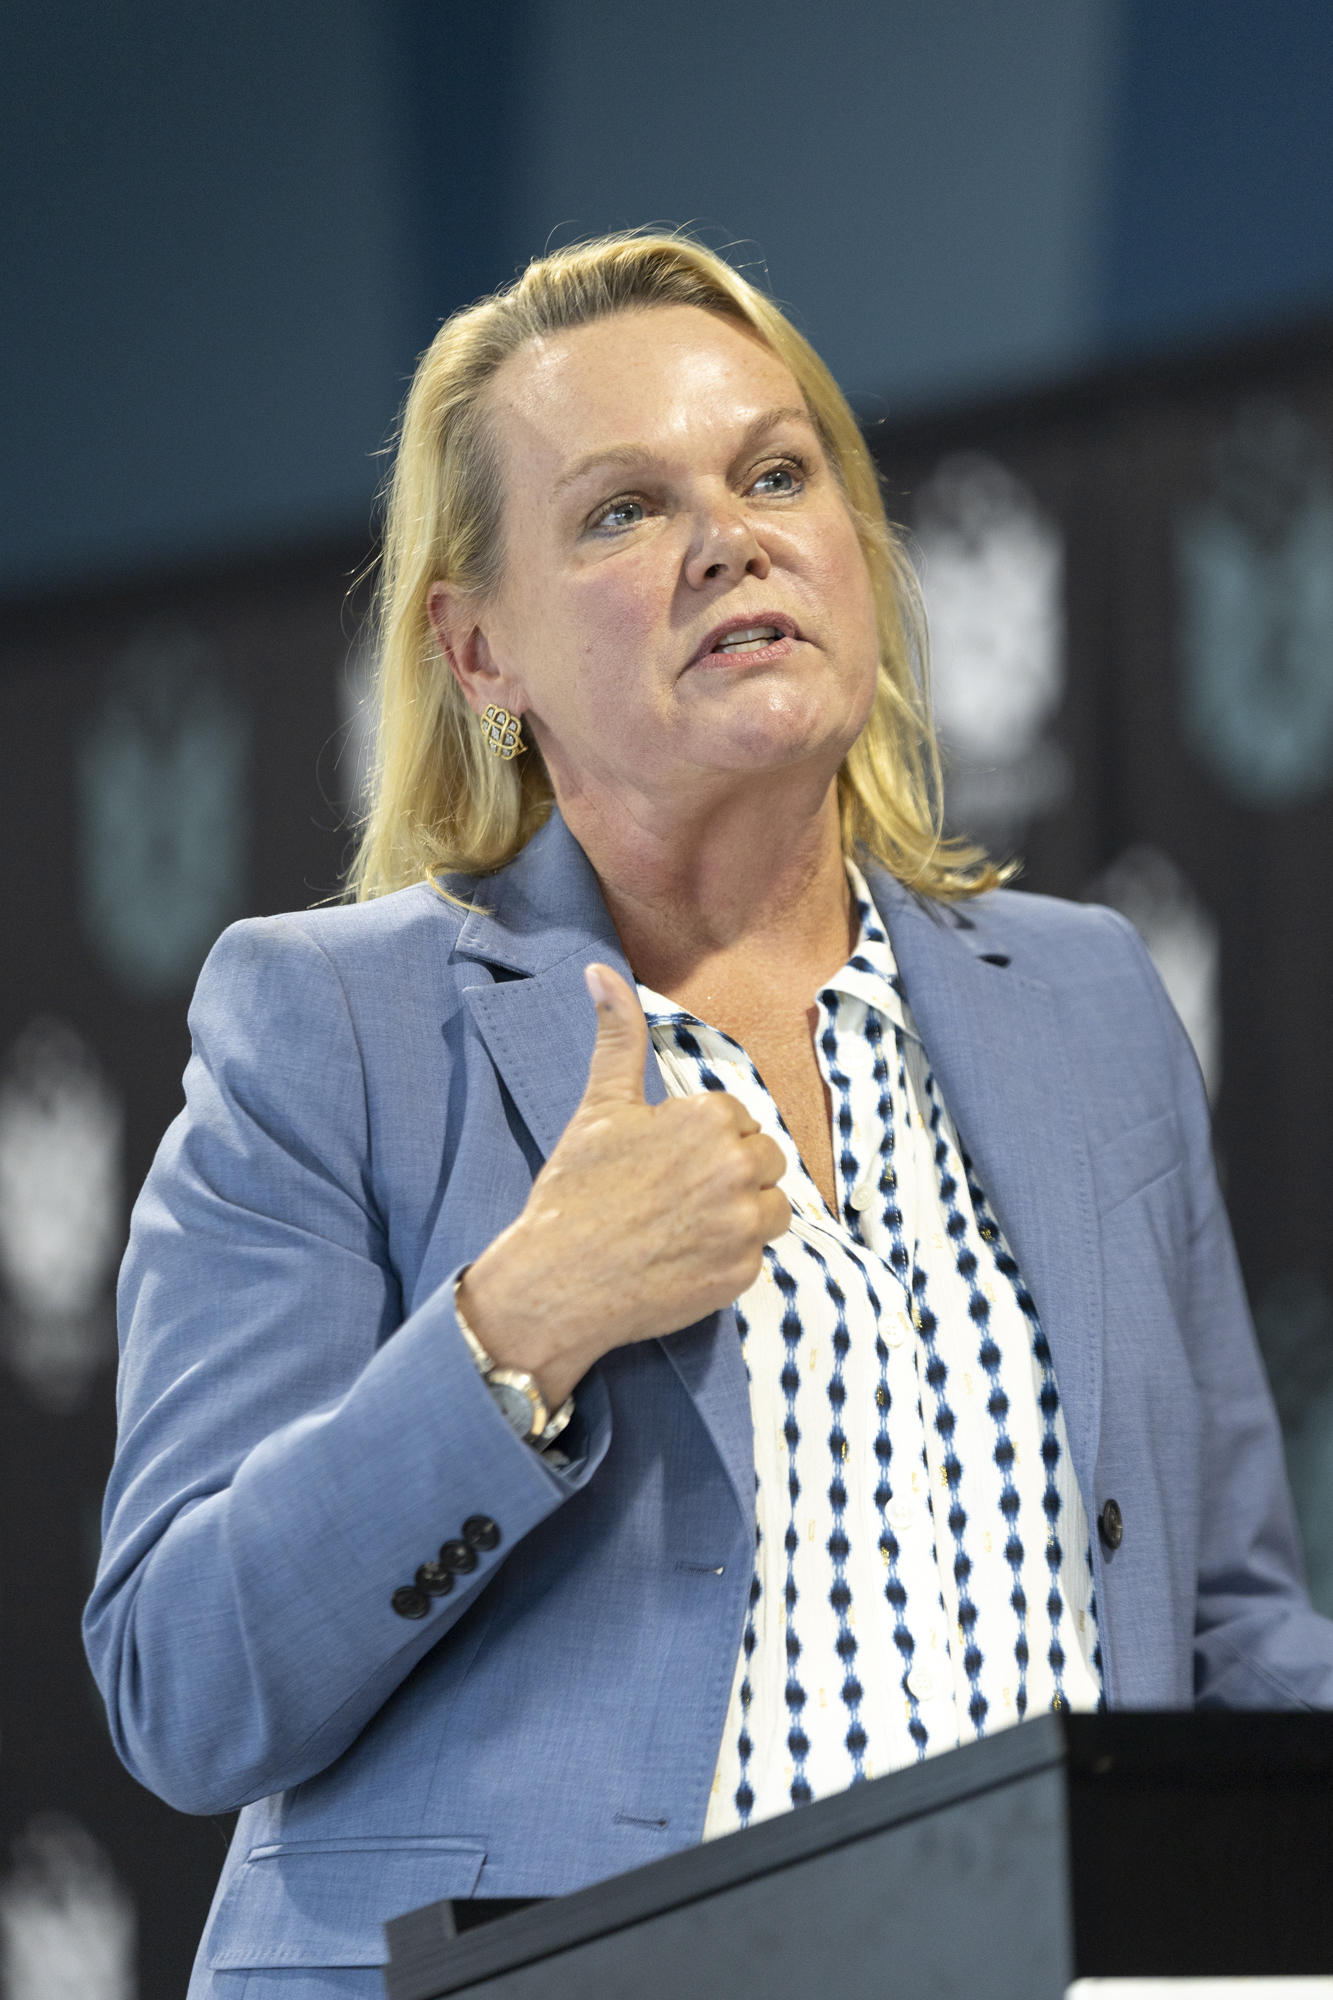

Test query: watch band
[453,1273,575,1449]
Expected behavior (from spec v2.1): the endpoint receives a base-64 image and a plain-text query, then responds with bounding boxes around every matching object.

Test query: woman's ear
[426,582,527,718]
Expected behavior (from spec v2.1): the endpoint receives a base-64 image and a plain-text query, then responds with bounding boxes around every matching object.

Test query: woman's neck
[555,771,855,1009]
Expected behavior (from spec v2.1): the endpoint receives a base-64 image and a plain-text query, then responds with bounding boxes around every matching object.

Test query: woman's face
[433,304,880,820]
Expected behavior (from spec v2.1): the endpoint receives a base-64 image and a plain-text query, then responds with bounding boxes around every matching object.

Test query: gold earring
[481,704,525,760]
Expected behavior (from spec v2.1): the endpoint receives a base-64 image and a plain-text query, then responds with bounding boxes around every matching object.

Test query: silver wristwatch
[453,1276,575,1450]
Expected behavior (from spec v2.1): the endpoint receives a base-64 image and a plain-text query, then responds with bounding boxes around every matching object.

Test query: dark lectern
[384,1713,1333,1999]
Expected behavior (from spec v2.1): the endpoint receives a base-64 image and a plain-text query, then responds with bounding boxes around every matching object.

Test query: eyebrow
[552,404,815,496]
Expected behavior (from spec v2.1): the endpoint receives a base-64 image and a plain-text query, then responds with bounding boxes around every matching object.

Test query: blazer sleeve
[1106,909,1333,1706]
[82,915,612,1816]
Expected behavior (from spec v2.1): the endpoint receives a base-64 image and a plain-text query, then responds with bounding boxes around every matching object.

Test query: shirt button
[1099,1499,1124,1550]
[391,1586,430,1620]
[907,1665,936,1701]
[849,1183,877,1212]
[462,1515,501,1553]
[887,1499,915,1531]
[885,1317,908,1348]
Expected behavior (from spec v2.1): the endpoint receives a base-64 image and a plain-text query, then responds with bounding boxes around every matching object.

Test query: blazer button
[462,1515,501,1553]
[416,1561,455,1597]
[439,1538,478,1574]
[391,1585,430,1619]
[1099,1499,1124,1551]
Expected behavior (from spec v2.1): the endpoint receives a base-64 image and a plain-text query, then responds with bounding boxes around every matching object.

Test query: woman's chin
[686,685,863,777]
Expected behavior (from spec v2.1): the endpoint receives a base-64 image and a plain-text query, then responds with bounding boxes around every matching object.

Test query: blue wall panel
[1105,0,1333,349]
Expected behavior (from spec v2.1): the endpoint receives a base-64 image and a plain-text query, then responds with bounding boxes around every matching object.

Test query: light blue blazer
[85,809,1333,1994]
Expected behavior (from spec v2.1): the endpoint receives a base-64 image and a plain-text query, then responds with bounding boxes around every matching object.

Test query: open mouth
[710,624,784,656]
[689,613,800,669]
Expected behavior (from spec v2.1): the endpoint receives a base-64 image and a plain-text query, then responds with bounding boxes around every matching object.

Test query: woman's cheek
[826,540,879,670]
[582,566,675,666]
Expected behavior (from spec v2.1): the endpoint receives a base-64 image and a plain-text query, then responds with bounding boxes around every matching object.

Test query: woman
[85,233,1333,1998]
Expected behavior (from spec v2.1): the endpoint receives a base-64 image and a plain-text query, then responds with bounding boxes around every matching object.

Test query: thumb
[579,962,650,1109]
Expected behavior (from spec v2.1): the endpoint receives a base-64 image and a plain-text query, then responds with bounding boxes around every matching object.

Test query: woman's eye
[751,462,803,497]
[591,497,645,532]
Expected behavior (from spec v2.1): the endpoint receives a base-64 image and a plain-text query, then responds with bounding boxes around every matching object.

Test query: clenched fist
[456,962,791,1409]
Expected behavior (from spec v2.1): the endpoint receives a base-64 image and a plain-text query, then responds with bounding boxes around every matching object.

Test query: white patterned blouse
[637,862,1102,1840]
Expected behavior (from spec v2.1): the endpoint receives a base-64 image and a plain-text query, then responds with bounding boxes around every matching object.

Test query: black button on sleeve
[439,1538,478,1575]
[416,1561,455,1597]
[391,1585,430,1620]
[462,1515,501,1553]
[1099,1499,1124,1550]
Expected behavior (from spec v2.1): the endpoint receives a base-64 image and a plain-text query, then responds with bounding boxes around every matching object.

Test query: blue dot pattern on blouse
[637,863,1102,1838]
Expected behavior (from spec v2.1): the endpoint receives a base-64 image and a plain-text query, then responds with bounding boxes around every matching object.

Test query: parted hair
[349,230,1003,903]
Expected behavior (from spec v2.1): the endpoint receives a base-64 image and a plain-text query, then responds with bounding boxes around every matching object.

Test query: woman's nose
[684,505,771,589]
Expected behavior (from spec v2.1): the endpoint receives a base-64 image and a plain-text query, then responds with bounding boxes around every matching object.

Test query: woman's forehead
[488,306,810,489]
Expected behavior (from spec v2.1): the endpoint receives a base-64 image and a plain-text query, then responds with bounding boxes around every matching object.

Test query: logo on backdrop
[0,1018,122,1412]
[0,1814,137,2000]
[1176,400,1333,811]
[76,622,251,999]
[914,452,1070,848]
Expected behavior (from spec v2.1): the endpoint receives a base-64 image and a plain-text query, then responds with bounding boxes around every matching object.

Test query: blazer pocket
[1094,1110,1184,1217]
[205,1834,486,1969]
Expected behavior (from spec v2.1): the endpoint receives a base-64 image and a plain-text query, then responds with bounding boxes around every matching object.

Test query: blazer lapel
[464,951,663,1155]
[451,813,754,1523]
[455,812,665,1152]
[866,868,1105,1502]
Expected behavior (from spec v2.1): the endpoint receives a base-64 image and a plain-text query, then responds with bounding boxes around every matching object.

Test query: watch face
[490,1378,537,1441]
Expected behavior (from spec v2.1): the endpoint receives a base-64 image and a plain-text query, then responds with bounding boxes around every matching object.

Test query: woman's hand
[456,963,791,1409]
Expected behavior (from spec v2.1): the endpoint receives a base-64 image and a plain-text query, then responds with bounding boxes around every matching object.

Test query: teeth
[714,625,782,653]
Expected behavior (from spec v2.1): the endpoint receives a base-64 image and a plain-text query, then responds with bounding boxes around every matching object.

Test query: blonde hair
[350,230,1005,903]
